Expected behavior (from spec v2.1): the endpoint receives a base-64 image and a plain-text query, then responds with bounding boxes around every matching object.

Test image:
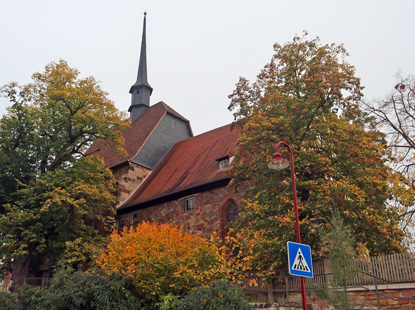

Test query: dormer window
[218,158,229,171]
[217,156,235,171]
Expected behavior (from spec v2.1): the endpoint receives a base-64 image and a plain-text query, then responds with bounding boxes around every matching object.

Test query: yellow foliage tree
[0,60,128,284]
[98,222,228,307]
[227,33,406,273]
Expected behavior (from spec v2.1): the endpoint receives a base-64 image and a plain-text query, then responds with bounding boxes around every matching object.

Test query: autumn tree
[227,33,405,273]
[0,60,128,284]
[362,75,415,234]
[98,222,228,308]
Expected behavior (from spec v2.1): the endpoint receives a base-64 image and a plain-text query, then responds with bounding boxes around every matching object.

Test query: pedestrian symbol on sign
[292,248,310,272]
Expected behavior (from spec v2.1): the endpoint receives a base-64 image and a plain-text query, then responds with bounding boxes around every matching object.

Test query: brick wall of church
[117,185,242,239]
[113,162,152,206]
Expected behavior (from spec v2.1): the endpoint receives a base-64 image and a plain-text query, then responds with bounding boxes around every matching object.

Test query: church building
[86,13,241,239]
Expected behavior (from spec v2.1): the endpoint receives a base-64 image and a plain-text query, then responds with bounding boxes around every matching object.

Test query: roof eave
[117,176,230,214]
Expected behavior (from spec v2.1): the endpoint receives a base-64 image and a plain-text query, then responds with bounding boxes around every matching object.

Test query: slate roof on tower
[117,124,240,212]
[85,101,192,169]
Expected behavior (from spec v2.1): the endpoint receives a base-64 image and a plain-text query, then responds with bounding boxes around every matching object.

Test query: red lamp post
[268,141,308,310]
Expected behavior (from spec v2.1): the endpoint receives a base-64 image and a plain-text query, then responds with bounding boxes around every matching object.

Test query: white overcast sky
[1,0,414,135]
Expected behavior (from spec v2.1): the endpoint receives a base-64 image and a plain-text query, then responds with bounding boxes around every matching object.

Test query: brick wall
[112,162,151,205]
[117,185,241,239]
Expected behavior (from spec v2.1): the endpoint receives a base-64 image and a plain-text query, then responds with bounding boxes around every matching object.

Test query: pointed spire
[129,12,153,123]
[134,11,151,89]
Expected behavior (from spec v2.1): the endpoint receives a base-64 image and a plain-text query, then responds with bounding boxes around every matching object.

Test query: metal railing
[1,277,51,292]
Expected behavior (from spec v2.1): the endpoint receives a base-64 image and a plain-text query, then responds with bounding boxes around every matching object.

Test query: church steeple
[129,12,153,123]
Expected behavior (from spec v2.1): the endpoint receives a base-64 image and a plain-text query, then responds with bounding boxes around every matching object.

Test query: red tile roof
[118,124,240,210]
[85,101,190,168]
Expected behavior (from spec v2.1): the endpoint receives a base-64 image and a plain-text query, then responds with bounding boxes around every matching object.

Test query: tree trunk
[11,256,31,291]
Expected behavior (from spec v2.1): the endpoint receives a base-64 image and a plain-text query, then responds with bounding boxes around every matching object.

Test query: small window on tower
[136,89,139,94]
[185,197,195,211]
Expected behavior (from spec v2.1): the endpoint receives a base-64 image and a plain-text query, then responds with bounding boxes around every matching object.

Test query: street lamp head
[267,151,290,170]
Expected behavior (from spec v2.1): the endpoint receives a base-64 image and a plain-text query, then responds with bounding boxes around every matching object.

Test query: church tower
[129,12,153,123]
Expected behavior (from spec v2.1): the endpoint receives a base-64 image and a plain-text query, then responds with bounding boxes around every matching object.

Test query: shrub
[0,291,15,310]
[0,268,142,310]
[156,293,181,310]
[177,280,253,310]
[42,268,142,310]
[0,285,46,310]
[98,222,228,307]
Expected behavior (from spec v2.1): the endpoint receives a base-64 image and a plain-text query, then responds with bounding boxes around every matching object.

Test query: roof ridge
[183,123,233,141]
[156,101,190,123]
[168,123,233,151]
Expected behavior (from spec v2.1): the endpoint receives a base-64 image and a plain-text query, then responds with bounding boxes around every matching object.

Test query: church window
[226,204,239,222]
[132,213,138,221]
[136,89,139,94]
[185,197,195,211]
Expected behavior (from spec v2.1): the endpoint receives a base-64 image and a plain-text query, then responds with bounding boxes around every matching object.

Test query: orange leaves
[98,222,228,305]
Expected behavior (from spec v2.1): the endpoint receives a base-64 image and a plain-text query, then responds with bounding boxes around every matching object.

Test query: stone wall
[117,185,241,239]
[112,162,151,206]
[346,283,415,309]
[250,283,415,309]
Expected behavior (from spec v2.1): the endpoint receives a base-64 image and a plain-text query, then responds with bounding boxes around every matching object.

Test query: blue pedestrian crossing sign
[287,241,313,278]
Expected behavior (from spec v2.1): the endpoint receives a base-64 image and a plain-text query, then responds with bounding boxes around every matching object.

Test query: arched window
[226,203,239,223]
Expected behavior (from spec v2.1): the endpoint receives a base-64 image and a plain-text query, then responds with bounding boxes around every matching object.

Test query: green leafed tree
[0,60,128,285]
[227,32,406,273]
